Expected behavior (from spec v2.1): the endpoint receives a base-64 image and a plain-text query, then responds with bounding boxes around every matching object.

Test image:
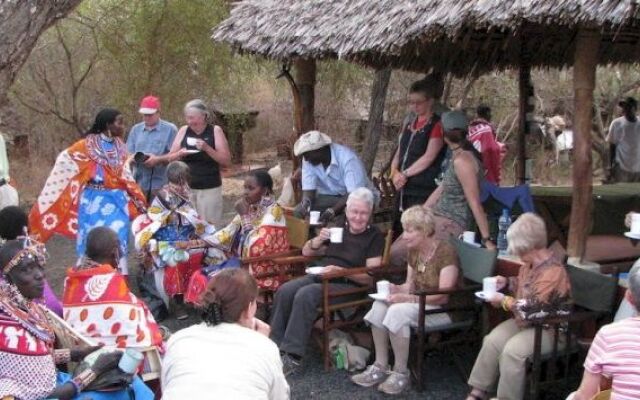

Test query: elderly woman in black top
[170,99,231,228]
[270,187,385,376]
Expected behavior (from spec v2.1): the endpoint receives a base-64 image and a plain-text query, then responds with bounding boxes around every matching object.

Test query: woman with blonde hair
[170,99,231,227]
[352,205,465,395]
[466,213,572,400]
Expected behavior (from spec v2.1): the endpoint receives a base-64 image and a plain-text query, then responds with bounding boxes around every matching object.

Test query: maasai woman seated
[132,161,215,319]
[0,237,153,400]
[63,227,163,349]
[186,170,290,303]
[29,108,147,275]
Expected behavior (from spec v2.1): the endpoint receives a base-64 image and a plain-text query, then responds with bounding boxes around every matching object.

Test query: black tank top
[181,124,221,189]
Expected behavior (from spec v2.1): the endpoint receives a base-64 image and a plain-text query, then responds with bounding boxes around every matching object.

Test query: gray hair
[506,213,547,256]
[166,161,190,186]
[346,187,374,211]
[184,99,210,121]
[629,262,640,309]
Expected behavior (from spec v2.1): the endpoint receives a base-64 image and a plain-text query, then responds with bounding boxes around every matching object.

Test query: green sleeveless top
[433,151,483,229]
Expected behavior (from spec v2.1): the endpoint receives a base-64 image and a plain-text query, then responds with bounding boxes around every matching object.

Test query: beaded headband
[3,233,47,275]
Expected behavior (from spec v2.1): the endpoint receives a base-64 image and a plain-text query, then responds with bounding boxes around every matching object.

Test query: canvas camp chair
[411,238,498,391]
[524,264,619,400]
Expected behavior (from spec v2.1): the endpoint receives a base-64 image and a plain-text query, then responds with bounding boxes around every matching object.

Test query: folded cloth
[480,180,535,213]
[328,329,370,372]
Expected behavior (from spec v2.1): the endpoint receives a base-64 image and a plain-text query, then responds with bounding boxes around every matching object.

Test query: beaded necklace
[85,133,127,172]
[0,280,55,344]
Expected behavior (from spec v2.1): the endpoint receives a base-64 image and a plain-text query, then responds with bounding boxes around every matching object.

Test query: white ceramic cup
[309,211,320,225]
[118,348,144,374]
[330,227,344,243]
[483,277,498,297]
[376,280,390,296]
[462,231,476,244]
[186,137,198,147]
[631,213,640,234]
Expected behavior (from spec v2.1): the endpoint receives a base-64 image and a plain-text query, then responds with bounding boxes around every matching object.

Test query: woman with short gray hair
[170,99,231,228]
[466,212,572,400]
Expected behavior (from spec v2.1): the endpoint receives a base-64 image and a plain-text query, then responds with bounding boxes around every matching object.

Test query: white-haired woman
[466,213,572,400]
[270,188,385,375]
[352,205,464,395]
[170,99,231,227]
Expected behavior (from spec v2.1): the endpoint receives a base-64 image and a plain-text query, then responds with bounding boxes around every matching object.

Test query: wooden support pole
[568,28,600,261]
[361,67,392,174]
[294,58,317,133]
[517,49,532,185]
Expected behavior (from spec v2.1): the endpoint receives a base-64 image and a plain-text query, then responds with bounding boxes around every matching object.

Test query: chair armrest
[414,283,482,297]
[241,249,302,265]
[271,255,319,265]
[320,266,376,280]
[527,310,604,326]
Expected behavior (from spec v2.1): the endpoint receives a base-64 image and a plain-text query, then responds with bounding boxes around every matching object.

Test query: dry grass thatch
[213,0,640,75]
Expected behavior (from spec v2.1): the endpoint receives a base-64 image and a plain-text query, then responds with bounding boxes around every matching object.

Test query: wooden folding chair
[411,238,498,391]
[316,229,396,370]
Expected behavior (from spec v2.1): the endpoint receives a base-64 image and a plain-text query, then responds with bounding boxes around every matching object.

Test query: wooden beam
[567,28,600,261]
[294,58,317,133]
[516,62,531,184]
[361,67,392,174]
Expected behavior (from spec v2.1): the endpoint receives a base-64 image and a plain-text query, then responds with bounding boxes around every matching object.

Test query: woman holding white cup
[351,205,464,395]
[170,99,232,227]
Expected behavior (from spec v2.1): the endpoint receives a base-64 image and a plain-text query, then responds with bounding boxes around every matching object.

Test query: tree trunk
[568,28,600,262]
[294,58,316,133]
[0,0,82,106]
[361,67,392,174]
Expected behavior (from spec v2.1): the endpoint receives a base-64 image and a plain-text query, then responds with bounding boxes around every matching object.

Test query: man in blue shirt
[127,96,180,200]
[293,130,378,222]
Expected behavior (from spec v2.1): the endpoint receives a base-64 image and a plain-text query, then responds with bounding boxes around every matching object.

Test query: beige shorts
[190,186,223,228]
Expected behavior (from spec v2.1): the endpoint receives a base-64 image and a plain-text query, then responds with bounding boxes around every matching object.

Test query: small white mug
[186,137,198,147]
[330,227,344,243]
[376,280,390,296]
[482,277,498,297]
[462,231,476,244]
[309,211,320,225]
[118,349,144,374]
[631,213,640,234]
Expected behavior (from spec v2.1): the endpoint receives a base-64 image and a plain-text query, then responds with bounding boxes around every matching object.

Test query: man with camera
[127,95,182,201]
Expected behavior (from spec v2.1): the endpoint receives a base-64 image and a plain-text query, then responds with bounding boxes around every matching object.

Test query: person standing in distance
[127,95,185,201]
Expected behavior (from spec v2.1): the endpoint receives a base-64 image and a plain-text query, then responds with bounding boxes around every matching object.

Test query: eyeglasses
[407,100,428,106]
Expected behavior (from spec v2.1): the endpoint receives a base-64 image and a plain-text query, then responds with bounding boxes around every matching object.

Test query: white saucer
[624,232,640,240]
[184,149,200,154]
[369,293,388,301]
[305,266,326,275]
[475,291,494,300]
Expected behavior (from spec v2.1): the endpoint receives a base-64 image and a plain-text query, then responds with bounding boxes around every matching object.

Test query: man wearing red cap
[127,95,183,200]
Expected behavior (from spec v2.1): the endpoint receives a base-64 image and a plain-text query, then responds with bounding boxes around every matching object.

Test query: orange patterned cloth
[29,137,146,243]
[62,264,163,349]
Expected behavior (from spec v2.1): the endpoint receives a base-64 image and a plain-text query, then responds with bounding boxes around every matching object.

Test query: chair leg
[415,333,425,392]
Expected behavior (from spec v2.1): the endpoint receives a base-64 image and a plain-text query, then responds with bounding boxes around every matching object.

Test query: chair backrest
[566,264,618,313]
[381,229,394,266]
[450,238,497,284]
[285,214,309,249]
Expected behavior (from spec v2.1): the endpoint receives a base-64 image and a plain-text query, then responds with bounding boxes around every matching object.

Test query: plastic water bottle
[497,209,511,256]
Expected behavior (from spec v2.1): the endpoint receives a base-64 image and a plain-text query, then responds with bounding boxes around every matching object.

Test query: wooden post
[568,28,600,261]
[295,58,316,133]
[361,67,392,174]
[517,61,532,185]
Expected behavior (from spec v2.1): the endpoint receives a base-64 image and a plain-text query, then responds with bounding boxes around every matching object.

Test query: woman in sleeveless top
[170,99,231,228]
[390,78,446,237]
[427,111,495,249]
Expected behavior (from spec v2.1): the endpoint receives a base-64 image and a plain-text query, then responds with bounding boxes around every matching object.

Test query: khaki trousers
[467,318,561,400]
[191,186,223,228]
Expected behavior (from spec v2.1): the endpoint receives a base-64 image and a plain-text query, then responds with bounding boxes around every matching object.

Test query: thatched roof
[213,0,640,75]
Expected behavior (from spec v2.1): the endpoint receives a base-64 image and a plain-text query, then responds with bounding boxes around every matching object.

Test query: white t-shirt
[161,322,290,400]
[607,116,640,172]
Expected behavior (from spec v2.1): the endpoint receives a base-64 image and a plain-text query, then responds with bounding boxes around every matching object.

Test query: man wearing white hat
[127,95,182,201]
[293,130,377,222]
